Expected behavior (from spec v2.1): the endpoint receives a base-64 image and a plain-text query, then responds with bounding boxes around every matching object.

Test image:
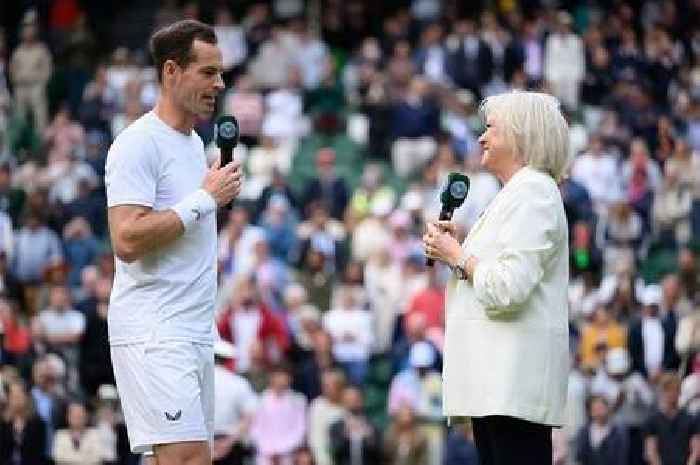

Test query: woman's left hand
[423,222,463,267]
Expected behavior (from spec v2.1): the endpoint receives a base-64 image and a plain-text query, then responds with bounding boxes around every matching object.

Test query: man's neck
[153,95,195,135]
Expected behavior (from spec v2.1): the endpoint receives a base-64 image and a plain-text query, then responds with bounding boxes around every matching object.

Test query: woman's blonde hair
[480,91,570,182]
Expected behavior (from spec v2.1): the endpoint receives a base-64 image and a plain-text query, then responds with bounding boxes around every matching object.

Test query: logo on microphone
[217,121,238,141]
[450,181,468,199]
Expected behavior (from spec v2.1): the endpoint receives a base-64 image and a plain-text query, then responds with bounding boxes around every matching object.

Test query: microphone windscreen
[214,115,240,150]
[440,172,470,210]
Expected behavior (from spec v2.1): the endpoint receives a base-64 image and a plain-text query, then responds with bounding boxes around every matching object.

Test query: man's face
[171,40,224,117]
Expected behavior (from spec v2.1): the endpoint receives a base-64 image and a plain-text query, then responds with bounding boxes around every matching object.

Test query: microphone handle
[221,147,234,210]
[426,208,454,267]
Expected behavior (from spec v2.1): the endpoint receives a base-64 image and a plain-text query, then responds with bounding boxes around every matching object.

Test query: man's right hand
[202,158,243,207]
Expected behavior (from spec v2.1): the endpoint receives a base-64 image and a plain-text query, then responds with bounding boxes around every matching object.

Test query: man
[574,395,629,465]
[644,373,700,465]
[249,364,307,465]
[105,20,242,465]
[211,340,257,465]
[628,285,679,381]
[329,385,382,465]
[308,369,346,465]
[9,19,52,132]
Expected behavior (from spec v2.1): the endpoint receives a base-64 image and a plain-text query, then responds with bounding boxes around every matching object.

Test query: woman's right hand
[433,220,457,239]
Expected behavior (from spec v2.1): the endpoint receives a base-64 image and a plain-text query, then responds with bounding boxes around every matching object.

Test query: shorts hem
[131,431,210,454]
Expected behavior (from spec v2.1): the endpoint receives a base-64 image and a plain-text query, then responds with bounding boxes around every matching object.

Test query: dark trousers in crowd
[213,437,254,465]
[472,415,552,465]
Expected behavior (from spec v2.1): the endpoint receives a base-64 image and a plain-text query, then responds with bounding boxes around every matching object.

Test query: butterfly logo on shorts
[164,410,182,421]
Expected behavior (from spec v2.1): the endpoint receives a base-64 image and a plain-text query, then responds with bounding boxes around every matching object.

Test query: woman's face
[478,114,515,177]
[7,384,28,415]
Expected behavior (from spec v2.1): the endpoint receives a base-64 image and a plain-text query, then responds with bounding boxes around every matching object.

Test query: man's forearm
[117,210,185,262]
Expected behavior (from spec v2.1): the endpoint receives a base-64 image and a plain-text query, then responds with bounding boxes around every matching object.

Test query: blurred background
[0,0,700,464]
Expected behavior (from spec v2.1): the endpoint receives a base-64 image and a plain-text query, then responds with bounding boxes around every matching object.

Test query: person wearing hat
[211,340,257,465]
[628,284,680,381]
[591,348,654,465]
[388,341,444,465]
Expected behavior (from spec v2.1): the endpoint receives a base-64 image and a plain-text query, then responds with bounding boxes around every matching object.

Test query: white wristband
[171,189,217,232]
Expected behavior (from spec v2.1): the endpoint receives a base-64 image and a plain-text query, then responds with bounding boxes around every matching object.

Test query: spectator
[308,368,347,465]
[213,7,248,86]
[574,395,629,465]
[217,274,289,374]
[12,210,63,313]
[414,22,449,85]
[295,245,334,314]
[79,277,113,397]
[9,20,52,132]
[52,400,103,465]
[383,405,429,465]
[301,148,350,221]
[250,363,307,465]
[446,18,493,100]
[322,285,373,386]
[43,105,87,168]
[387,341,444,465]
[0,163,26,226]
[443,422,479,465]
[223,74,264,147]
[570,134,622,216]
[629,285,679,381]
[38,284,85,392]
[644,373,700,465]
[0,379,50,465]
[212,339,258,465]
[590,348,654,464]
[259,195,298,264]
[653,161,692,248]
[579,305,626,372]
[329,385,382,465]
[544,11,585,111]
[30,355,68,453]
[292,330,338,400]
[62,217,100,288]
[404,265,445,336]
[390,78,440,178]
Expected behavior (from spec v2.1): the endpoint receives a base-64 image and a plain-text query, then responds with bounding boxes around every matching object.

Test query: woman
[52,401,103,465]
[423,91,570,464]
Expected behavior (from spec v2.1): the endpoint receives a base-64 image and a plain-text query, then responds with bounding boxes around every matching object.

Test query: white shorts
[111,340,214,454]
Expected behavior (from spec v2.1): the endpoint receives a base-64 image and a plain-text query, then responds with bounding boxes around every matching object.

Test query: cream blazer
[443,166,570,426]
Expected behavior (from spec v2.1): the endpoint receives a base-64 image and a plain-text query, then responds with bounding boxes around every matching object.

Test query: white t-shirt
[105,112,217,345]
[213,365,258,435]
[39,307,86,337]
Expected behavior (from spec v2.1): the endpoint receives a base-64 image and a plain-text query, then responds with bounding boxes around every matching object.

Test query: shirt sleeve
[105,127,158,208]
[471,180,562,317]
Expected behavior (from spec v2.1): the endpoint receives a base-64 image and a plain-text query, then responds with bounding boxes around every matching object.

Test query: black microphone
[214,115,240,210]
[427,172,470,267]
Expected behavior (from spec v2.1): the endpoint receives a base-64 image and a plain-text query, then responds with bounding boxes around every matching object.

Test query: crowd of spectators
[1,0,700,464]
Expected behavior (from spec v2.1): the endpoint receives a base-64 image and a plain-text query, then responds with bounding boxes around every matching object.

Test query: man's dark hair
[149,19,217,83]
